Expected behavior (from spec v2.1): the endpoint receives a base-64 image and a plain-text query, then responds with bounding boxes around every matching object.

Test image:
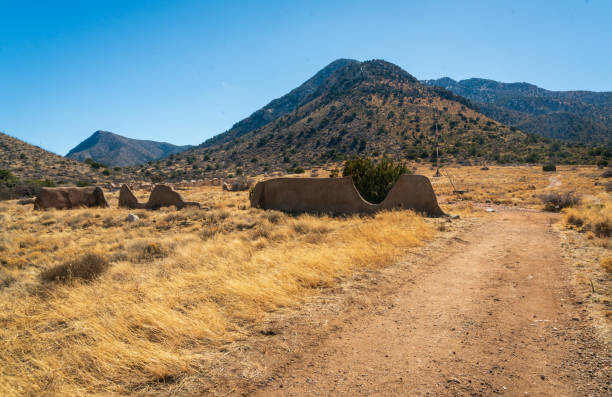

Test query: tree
[343,156,409,204]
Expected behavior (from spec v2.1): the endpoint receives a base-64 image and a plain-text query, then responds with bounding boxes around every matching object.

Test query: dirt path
[251,210,610,396]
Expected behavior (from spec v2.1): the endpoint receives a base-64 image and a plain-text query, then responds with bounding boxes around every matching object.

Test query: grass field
[0,164,609,395]
[0,187,436,395]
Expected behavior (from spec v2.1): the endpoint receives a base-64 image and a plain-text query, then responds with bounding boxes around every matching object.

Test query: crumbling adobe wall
[378,174,445,216]
[118,184,200,210]
[34,187,109,210]
[250,175,444,217]
[118,184,145,209]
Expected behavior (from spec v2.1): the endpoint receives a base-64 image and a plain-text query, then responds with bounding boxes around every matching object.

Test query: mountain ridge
[66,130,193,167]
[423,77,612,144]
[130,59,601,182]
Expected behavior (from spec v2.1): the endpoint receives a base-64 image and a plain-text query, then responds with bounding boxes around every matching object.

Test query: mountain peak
[66,131,193,167]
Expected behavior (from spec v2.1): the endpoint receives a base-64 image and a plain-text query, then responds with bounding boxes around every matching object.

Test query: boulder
[126,213,139,222]
[34,187,109,210]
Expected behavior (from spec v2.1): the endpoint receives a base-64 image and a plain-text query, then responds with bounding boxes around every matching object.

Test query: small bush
[288,166,305,174]
[265,211,285,224]
[76,180,91,187]
[601,169,612,178]
[540,191,580,212]
[563,200,612,237]
[343,156,409,204]
[593,220,612,238]
[542,164,556,172]
[84,158,105,169]
[0,170,18,186]
[602,257,612,274]
[1,275,16,290]
[131,241,168,262]
[41,253,109,283]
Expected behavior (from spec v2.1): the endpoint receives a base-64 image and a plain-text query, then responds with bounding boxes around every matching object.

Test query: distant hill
[66,130,193,167]
[131,59,602,182]
[0,131,121,189]
[422,78,612,145]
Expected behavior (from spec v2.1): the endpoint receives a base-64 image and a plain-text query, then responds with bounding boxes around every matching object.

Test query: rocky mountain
[201,58,359,148]
[66,130,193,167]
[132,59,601,182]
[422,78,612,145]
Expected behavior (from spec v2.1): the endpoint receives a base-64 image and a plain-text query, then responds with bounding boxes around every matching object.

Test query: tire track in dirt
[252,210,610,396]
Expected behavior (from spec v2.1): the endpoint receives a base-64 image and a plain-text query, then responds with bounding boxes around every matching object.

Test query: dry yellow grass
[417,164,607,208]
[563,194,612,238]
[558,193,612,336]
[0,188,434,396]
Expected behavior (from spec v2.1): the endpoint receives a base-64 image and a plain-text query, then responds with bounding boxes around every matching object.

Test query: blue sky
[1,0,611,155]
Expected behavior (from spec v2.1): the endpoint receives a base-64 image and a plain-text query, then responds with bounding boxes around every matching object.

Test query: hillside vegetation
[423,77,612,145]
[0,132,121,191]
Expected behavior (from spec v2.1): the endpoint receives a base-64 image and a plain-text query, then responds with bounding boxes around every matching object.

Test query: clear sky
[1,0,611,155]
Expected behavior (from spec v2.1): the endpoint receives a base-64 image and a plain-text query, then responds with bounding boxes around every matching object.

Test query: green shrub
[343,156,409,204]
[542,164,556,172]
[76,180,91,187]
[0,172,56,200]
[0,169,18,186]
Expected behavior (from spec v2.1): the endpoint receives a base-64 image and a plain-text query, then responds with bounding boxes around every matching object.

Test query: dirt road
[251,210,610,396]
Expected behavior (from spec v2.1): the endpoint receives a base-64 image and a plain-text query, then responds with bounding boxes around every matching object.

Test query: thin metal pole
[435,114,440,177]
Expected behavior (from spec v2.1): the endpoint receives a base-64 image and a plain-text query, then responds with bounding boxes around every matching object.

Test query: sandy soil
[244,209,610,396]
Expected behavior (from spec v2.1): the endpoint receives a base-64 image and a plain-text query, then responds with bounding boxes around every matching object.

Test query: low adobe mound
[34,187,109,210]
[119,184,200,209]
[146,185,200,209]
[118,184,145,209]
[250,175,445,217]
